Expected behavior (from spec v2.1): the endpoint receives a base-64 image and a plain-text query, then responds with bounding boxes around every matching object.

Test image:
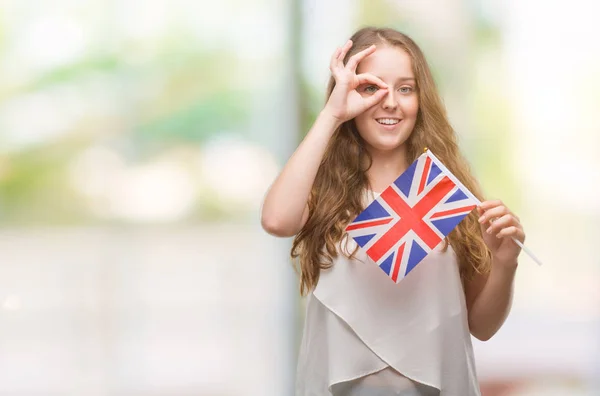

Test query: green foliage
[135,90,249,153]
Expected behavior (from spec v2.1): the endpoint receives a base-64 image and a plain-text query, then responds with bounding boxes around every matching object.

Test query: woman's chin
[366,138,409,154]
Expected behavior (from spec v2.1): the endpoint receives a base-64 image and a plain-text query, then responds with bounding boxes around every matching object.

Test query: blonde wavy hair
[292,27,491,296]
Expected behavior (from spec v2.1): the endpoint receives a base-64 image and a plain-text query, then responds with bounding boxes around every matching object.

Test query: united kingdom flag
[345,150,478,283]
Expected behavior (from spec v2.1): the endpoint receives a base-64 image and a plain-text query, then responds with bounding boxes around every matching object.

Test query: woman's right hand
[323,40,389,124]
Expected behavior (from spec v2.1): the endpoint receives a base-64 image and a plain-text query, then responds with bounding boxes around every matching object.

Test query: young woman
[261,27,525,396]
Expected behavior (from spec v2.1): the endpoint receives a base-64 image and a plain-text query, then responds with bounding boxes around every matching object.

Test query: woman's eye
[399,86,413,94]
[364,85,379,93]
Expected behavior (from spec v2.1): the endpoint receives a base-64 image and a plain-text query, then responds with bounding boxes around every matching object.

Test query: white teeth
[376,118,400,125]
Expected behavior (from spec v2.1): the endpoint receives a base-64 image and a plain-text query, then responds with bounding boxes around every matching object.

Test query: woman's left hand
[478,200,525,268]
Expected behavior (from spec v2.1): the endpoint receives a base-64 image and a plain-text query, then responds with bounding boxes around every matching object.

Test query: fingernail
[478,216,485,223]
[486,227,492,234]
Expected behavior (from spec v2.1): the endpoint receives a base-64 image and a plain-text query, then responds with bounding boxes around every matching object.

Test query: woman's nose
[382,90,398,111]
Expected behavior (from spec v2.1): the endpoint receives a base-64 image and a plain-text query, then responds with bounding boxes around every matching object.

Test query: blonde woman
[261,27,525,396]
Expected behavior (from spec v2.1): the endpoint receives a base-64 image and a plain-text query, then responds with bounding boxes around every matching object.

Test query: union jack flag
[345,150,478,283]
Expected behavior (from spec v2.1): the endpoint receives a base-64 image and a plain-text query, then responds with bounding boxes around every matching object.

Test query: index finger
[356,73,388,89]
[479,200,504,211]
[346,44,376,72]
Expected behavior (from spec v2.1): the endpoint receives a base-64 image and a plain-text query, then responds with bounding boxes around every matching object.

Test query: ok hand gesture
[324,40,389,124]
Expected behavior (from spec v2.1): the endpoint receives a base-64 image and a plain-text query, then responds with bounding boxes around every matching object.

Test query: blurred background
[0,0,598,395]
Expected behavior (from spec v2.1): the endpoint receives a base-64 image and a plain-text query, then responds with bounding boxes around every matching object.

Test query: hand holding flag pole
[425,149,543,267]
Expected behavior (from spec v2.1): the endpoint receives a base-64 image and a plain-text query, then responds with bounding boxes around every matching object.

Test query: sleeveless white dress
[295,193,481,396]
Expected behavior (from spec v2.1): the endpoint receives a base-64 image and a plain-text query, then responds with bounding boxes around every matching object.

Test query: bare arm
[465,263,516,341]
[260,110,341,237]
[261,40,389,237]
[465,200,525,341]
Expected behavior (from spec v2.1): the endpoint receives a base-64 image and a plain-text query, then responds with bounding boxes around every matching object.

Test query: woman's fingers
[484,214,520,235]
[479,200,504,212]
[496,226,526,242]
[478,200,525,241]
[346,44,376,71]
[362,88,389,108]
[330,40,353,72]
[356,73,388,89]
[478,201,509,225]
[477,200,527,249]
[329,47,341,71]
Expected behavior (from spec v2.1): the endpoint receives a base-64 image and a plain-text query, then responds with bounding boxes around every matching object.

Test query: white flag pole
[426,148,543,266]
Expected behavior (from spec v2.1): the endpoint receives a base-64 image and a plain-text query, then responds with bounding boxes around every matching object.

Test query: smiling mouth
[376,118,401,125]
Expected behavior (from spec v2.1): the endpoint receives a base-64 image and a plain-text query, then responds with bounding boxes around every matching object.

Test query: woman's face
[354,46,419,155]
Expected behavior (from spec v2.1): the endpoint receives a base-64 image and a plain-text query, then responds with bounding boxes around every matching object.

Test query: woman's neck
[365,147,410,193]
